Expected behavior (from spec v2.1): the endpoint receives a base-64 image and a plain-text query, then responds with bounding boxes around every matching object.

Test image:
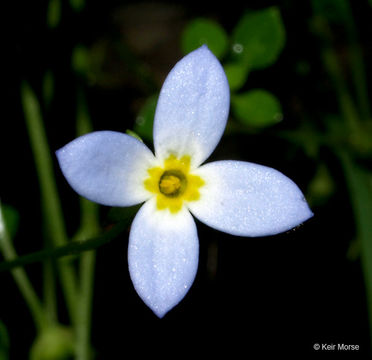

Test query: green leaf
[224,62,250,92]
[42,70,54,109]
[278,123,320,159]
[311,0,348,23]
[1,205,19,239]
[181,18,228,59]
[71,45,89,75]
[307,163,335,206]
[232,7,285,69]
[133,94,158,142]
[232,89,282,127]
[126,129,143,142]
[69,0,85,12]
[47,0,61,29]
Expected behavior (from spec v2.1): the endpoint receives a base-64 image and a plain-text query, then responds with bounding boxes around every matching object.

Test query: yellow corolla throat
[144,154,205,214]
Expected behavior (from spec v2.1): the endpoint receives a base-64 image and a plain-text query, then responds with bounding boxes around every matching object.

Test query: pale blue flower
[56,46,313,317]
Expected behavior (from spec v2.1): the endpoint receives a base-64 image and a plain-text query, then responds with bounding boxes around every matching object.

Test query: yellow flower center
[158,170,186,197]
[144,154,204,214]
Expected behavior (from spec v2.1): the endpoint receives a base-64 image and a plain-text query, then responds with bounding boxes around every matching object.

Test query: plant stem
[0,205,48,332]
[75,88,99,360]
[21,81,78,324]
[0,220,129,272]
[76,249,96,360]
[43,254,57,324]
[74,197,99,360]
[338,151,372,345]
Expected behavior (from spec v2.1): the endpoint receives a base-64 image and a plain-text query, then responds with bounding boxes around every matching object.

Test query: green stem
[43,255,57,325]
[75,87,99,360]
[76,249,96,360]
[0,220,130,272]
[75,198,99,360]
[21,81,78,324]
[0,205,48,332]
[338,151,372,345]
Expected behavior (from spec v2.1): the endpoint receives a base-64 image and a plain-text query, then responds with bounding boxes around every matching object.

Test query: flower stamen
[144,154,204,213]
[159,170,186,197]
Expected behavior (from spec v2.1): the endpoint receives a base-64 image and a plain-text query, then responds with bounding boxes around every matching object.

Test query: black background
[2,0,371,358]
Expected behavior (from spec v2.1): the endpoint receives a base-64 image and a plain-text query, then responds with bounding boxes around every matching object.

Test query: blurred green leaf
[312,0,348,23]
[307,163,335,206]
[71,45,89,75]
[181,18,228,59]
[1,205,19,239]
[232,7,285,69]
[232,89,282,127]
[339,151,372,344]
[0,320,9,360]
[47,0,61,29]
[224,62,250,92]
[69,0,85,12]
[133,94,158,142]
[279,123,321,159]
[42,70,54,109]
[126,129,143,142]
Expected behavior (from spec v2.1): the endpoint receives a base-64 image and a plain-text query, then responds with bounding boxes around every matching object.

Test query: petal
[188,160,313,237]
[56,131,156,207]
[154,45,230,168]
[128,199,199,317]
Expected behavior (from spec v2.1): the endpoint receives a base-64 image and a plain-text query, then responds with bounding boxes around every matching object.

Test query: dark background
[2,0,371,358]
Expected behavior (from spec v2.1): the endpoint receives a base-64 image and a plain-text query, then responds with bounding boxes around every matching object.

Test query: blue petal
[188,160,313,237]
[56,131,156,207]
[128,199,199,317]
[153,45,230,168]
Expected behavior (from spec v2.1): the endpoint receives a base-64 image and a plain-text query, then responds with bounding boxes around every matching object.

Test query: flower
[56,45,313,317]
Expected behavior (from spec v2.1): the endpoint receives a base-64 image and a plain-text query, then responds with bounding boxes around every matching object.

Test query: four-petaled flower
[56,45,313,317]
